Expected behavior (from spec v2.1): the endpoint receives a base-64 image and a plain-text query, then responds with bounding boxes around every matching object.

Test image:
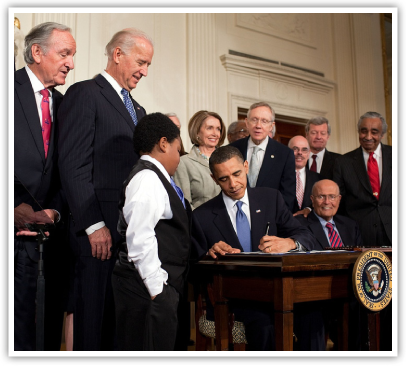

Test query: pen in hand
[265,221,270,236]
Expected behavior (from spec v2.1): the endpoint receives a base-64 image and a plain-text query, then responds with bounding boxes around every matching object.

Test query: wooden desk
[194,251,362,351]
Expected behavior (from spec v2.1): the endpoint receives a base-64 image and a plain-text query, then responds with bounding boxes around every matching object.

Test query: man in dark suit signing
[306,116,341,180]
[192,146,320,350]
[287,135,320,217]
[58,28,154,350]
[14,22,76,350]
[230,102,296,211]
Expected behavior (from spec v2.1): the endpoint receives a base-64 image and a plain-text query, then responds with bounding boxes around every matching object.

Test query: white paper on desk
[309,250,353,253]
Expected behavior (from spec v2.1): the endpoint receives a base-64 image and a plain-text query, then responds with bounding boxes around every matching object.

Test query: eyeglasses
[312,195,341,202]
[249,118,273,126]
[292,147,309,153]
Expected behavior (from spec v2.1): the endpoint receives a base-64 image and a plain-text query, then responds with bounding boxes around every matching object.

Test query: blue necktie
[170,178,186,208]
[121,88,138,125]
[236,201,251,252]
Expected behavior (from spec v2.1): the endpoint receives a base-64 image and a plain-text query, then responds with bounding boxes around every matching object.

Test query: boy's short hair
[133,113,180,154]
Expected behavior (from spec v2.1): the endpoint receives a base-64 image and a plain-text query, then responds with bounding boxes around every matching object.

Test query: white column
[187,13,218,119]
[331,13,359,153]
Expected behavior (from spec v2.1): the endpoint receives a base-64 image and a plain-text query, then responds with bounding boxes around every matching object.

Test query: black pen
[265,222,270,236]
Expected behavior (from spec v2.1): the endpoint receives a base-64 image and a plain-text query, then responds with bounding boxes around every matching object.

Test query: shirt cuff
[85,221,106,235]
[143,268,168,297]
[52,209,61,223]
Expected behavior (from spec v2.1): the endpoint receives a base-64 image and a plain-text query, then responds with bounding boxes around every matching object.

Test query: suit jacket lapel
[307,212,330,249]
[131,95,144,123]
[334,216,352,246]
[45,89,62,168]
[15,69,45,164]
[303,166,313,205]
[96,74,135,133]
[351,147,373,195]
[211,193,243,250]
[256,138,274,187]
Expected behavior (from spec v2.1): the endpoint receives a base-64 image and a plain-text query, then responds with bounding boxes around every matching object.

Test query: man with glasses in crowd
[288,135,320,217]
[230,102,296,211]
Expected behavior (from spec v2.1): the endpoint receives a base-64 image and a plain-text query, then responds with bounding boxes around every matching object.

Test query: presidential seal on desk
[353,250,392,311]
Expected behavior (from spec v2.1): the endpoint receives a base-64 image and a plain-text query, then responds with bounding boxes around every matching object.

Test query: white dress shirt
[362,143,383,184]
[25,65,53,127]
[123,155,173,297]
[246,136,269,168]
[222,190,251,234]
[308,148,325,174]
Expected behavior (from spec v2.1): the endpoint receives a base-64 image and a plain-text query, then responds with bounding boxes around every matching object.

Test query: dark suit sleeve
[191,211,210,261]
[274,191,319,250]
[332,156,348,217]
[279,149,296,212]
[58,83,104,231]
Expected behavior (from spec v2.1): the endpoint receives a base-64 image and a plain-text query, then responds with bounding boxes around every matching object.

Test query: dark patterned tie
[40,89,52,159]
[310,154,317,172]
[121,88,138,125]
[326,222,343,248]
[236,201,251,252]
[367,152,380,199]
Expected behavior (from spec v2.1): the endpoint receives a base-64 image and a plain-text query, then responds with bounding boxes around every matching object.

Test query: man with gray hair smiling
[58,28,154,350]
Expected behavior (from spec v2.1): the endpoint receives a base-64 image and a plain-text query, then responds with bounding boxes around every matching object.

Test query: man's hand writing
[258,236,296,253]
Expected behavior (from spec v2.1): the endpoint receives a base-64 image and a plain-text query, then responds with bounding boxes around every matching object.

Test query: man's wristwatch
[292,240,306,252]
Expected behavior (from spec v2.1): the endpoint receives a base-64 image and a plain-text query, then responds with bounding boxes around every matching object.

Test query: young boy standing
[112,113,191,351]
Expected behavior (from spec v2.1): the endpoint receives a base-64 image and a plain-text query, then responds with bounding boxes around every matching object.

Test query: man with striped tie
[295,179,363,350]
[296,180,362,249]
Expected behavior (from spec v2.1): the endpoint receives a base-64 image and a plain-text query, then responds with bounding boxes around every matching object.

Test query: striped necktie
[296,171,304,209]
[325,222,343,248]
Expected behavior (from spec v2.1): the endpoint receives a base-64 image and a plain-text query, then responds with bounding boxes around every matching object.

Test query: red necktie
[326,222,343,248]
[310,154,317,172]
[367,152,380,199]
[40,89,52,159]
